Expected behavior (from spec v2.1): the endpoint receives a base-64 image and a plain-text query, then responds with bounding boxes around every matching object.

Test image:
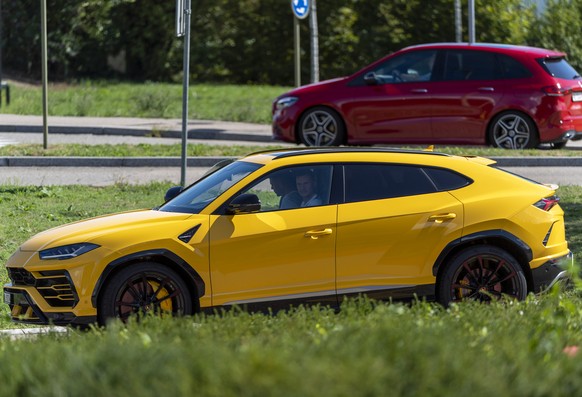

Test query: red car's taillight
[542,85,570,96]
[533,195,560,211]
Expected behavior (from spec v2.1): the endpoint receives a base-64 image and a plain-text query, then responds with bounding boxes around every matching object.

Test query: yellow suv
[4,148,571,326]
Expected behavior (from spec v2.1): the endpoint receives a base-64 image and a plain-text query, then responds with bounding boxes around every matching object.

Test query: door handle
[304,228,333,239]
[410,88,428,94]
[428,213,457,224]
[478,87,494,92]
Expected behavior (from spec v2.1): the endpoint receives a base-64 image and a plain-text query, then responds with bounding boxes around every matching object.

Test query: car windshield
[159,161,262,214]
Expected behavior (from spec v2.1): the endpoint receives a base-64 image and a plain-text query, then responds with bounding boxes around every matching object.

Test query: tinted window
[233,165,334,212]
[538,57,581,80]
[344,164,437,203]
[353,50,437,85]
[423,167,472,191]
[499,54,532,79]
[444,50,499,81]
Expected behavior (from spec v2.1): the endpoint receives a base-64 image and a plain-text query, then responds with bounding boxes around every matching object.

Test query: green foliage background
[1,0,578,85]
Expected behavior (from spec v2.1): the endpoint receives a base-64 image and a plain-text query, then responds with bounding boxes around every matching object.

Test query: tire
[298,106,345,147]
[438,245,527,306]
[488,111,539,149]
[98,262,193,325]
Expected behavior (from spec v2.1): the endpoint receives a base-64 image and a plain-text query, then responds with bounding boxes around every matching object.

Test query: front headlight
[39,243,100,260]
[275,96,298,110]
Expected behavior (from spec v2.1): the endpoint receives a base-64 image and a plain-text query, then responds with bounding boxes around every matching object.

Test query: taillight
[542,85,570,96]
[533,195,560,211]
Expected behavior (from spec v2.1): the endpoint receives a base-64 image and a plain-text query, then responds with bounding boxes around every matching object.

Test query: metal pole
[468,0,475,44]
[294,17,300,87]
[309,0,319,83]
[41,0,48,149]
[0,0,3,107]
[454,0,462,42]
[180,0,191,187]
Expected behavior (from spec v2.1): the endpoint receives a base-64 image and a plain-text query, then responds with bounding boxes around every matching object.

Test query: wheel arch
[92,249,205,312]
[486,109,539,147]
[433,230,534,296]
[294,105,348,145]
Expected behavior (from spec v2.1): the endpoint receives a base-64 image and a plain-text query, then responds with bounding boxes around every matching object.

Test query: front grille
[36,271,78,308]
[6,268,78,308]
[7,268,36,286]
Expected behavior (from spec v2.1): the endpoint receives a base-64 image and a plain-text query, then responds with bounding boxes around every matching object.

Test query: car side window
[444,50,500,81]
[362,50,437,84]
[343,164,437,203]
[422,167,472,191]
[237,165,334,212]
[498,54,532,79]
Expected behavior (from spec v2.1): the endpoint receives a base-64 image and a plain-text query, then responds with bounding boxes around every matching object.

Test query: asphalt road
[1,165,580,187]
[0,129,580,186]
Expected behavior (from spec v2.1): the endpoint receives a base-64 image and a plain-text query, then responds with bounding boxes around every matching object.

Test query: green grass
[0,81,289,124]
[0,184,582,395]
[0,143,581,158]
[1,296,582,396]
[0,143,287,157]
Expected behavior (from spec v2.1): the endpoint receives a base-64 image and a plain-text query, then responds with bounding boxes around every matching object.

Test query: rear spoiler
[463,156,497,166]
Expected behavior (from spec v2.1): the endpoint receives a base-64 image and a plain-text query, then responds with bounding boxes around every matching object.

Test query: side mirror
[164,186,184,202]
[226,194,261,215]
[363,72,378,85]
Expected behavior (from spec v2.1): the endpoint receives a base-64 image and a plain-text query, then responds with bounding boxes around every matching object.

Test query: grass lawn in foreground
[0,184,581,396]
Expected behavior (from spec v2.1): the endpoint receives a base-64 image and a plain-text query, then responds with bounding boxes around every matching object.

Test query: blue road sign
[291,0,310,19]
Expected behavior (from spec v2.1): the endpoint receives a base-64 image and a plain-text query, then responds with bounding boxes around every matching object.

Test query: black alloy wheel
[98,262,193,324]
[438,245,527,305]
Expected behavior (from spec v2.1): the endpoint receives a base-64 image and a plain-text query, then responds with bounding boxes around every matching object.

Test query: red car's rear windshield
[538,57,581,80]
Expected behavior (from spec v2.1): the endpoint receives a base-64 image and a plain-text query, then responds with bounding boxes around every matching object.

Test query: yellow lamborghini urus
[4,148,571,326]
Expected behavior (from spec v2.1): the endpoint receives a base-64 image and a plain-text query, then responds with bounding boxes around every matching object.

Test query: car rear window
[422,167,472,190]
[538,57,581,80]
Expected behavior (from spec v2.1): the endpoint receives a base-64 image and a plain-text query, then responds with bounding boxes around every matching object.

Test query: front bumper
[4,286,95,326]
[3,266,97,326]
[531,251,573,293]
[552,130,582,143]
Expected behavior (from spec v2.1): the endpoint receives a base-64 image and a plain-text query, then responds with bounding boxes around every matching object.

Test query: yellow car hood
[20,210,196,252]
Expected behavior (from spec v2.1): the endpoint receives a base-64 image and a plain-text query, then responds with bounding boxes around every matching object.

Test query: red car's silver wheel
[439,246,527,305]
[489,111,539,149]
[298,107,344,147]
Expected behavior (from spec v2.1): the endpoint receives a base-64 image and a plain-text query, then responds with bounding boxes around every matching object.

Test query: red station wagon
[272,43,582,149]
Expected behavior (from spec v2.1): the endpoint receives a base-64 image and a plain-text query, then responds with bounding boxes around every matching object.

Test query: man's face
[296,175,315,199]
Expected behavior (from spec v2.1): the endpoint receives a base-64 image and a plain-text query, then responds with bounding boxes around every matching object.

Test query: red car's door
[430,49,506,144]
[345,82,433,143]
[342,49,438,144]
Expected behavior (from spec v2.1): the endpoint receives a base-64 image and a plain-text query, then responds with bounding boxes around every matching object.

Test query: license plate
[572,92,582,102]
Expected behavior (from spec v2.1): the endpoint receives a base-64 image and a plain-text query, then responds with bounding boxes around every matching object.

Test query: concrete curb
[0,156,579,167]
[0,326,69,340]
[0,125,274,142]
[0,156,235,167]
